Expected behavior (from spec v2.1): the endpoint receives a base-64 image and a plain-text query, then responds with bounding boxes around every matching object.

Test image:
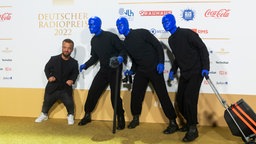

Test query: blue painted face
[116,17,129,36]
[88,16,102,35]
[162,14,177,34]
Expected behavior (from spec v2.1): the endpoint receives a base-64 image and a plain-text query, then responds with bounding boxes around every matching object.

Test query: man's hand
[201,69,209,77]
[80,64,86,72]
[124,70,134,76]
[169,71,174,80]
[66,80,74,86]
[117,56,124,64]
[156,63,164,74]
[48,76,56,82]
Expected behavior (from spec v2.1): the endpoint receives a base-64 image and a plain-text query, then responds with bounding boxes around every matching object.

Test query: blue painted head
[88,16,102,36]
[162,14,177,34]
[116,17,130,36]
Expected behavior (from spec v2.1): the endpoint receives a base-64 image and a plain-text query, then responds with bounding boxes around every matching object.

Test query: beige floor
[0,116,245,144]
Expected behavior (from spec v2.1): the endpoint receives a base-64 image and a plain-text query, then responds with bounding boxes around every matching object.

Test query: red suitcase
[205,75,256,144]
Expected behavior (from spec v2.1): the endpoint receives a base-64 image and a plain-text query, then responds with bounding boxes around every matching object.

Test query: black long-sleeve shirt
[85,30,126,69]
[168,27,210,79]
[44,54,79,95]
[123,29,164,73]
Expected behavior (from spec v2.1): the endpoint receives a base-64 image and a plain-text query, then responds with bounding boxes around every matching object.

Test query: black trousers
[176,73,203,125]
[131,70,177,120]
[84,66,125,116]
[42,89,74,115]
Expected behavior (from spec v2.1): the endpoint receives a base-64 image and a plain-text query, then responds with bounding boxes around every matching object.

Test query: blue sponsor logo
[150,28,168,35]
[119,8,134,20]
[181,9,195,21]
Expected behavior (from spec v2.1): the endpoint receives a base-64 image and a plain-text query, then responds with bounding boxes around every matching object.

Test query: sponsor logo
[119,8,134,20]
[219,70,227,75]
[163,69,169,74]
[204,9,230,18]
[150,28,168,35]
[5,67,12,71]
[216,61,229,64]
[181,9,195,21]
[203,80,209,85]
[191,28,208,34]
[208,49,229,56]
[216,48,229,54]
[0,67,3,71]
[119,8,134,16]
[139,10,172,16]
[3,76,12,80]
[0,12,12,21]
[216,81,228,85]
[209,71,216,74]
[2,58,12,62]
[1,47,12,53]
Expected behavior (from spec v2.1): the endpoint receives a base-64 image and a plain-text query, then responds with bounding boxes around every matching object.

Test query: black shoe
[182,125,199,142]
[127,115,139,129]
[78,113,91,126]
[179,124,189,132]
[117,115,125,130]
[163,119,179,134]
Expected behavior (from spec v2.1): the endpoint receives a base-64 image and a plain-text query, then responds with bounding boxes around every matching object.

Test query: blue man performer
[116,17,178,134]
[78,16,126,130]
[162,13,210,142]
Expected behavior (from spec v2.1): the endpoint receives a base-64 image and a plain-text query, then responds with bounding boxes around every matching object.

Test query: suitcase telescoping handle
[205,75,229,109]
[205,75,251,142]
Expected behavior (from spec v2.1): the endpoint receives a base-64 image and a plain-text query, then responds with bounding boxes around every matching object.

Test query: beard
[62,52,71,58]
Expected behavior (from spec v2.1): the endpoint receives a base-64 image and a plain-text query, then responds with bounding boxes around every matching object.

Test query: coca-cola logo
[0,13,12,21]
[204,9,230,18]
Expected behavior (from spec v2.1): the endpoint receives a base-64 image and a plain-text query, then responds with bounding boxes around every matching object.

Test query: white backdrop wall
[1,0,256,95]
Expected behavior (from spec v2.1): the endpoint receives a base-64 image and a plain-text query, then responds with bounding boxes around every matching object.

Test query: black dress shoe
[127,115,139,129]
[182,125,199,142]
[163,119,179,134]
[117,115,125,130]
[78,113,91,126]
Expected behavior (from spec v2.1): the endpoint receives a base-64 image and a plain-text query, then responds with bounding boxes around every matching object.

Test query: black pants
[131,70,177,120]
[42,89,74,115]
[176,73,203,125]
[84,66,125,116]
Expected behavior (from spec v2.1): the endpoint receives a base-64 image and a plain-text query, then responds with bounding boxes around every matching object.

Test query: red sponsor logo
[191,28,208,34]
[5,67,12,71]
[139,10,172,16]
[204,9,230,18]
[203,80,209,85]
[0,12,12,21]
[219,70,227,75]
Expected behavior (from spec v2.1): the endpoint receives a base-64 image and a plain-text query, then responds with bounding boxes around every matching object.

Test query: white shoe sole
[35,117,48,123]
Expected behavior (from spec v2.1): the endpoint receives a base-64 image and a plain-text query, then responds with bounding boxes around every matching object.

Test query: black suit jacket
[44,54,79,95]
